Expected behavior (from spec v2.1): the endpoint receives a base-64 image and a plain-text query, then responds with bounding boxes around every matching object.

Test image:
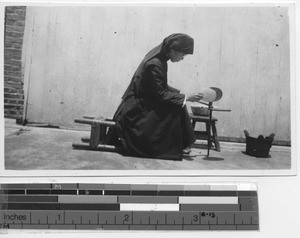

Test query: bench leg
[99,125,108,144]
[74,117,118,151]
[89,122,101,149]
[72,143,120,152]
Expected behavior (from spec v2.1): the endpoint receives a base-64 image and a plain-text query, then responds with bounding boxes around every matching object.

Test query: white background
[0,0,299,237]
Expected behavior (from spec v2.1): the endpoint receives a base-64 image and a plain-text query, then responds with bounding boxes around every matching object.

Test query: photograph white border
[0,0,297,177]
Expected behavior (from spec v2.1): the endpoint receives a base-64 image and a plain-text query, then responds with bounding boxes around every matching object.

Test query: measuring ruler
[0,183,259,230]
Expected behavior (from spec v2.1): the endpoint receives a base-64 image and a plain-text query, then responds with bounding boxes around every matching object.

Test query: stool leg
[205,122,210,138]
[206,122,211,157]
[211,122,221,152]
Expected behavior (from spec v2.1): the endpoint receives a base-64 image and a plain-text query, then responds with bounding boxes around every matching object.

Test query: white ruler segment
[120,204,180,211]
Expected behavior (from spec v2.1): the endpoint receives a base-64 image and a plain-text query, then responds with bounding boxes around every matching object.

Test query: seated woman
[109,33,203,160]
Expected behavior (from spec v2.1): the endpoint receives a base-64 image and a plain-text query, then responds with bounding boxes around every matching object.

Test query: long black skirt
[108,97,195,160]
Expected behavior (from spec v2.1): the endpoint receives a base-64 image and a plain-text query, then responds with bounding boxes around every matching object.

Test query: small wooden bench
[73,113,224,154]
[72,116,120,152]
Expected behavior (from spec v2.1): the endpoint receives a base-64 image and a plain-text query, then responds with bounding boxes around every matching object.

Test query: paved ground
[4,119,291,171]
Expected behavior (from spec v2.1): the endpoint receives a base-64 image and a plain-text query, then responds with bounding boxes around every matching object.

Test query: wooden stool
[190,114,221,152]
[72,116,120,152]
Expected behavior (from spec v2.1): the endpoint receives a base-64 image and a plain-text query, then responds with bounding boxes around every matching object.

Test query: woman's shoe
[183,147,191,154]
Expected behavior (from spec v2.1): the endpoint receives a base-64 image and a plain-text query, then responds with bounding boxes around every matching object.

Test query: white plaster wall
[22,5,291,142]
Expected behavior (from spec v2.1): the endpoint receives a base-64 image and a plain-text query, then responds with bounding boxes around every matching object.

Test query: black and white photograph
[1,2,295,176]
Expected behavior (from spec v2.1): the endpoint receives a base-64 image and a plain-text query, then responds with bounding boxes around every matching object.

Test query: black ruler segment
[1,195,58,203]
[180,204,240,211]
[0,183,259,231]
[79,190,102,195]
[239,197,259,211]
[184,191,211,196]
[26,190,51,195]
[132,190,158,196]
[2,203,120,210]
[0,190,25,195]
[51,190,77,195]
[60,204,120,210]
[5,203,60,210]
[104,190,130,196]
[237,191,258,197]
[210,191,238,196]
[158,190,184,196]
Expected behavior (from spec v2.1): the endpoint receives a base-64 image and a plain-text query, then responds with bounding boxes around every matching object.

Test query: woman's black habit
[110,33,196,160]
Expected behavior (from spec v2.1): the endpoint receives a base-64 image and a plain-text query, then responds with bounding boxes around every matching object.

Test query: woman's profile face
[169,49,187,62]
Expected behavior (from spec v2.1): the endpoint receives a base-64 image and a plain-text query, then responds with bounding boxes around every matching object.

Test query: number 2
[124,214,129,222]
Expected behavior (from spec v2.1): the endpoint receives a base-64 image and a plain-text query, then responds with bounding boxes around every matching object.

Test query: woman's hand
[186,93,203,102]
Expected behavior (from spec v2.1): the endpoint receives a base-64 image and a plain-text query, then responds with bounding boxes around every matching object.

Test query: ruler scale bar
[0,210,259,224]
[0,183,259,231]
[4,224,259,230]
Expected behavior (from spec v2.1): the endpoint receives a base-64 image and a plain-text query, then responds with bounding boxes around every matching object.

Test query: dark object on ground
[244,130,275,158]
